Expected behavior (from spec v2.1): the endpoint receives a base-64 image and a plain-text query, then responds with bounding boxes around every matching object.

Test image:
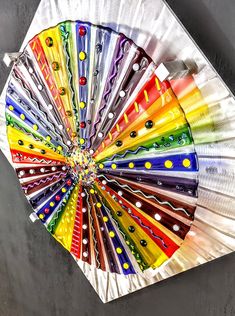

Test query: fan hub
[68,148,97,184]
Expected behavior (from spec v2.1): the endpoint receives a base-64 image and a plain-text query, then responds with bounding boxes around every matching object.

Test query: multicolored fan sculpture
[2,1,235,302]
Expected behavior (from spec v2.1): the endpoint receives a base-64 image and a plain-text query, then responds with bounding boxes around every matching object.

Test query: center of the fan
[68,148,97,184]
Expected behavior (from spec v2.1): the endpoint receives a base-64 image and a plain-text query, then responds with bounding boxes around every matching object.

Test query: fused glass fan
[1,0,235,303]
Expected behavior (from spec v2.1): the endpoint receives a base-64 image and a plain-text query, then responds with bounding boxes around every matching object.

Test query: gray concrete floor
[0,0,235,315]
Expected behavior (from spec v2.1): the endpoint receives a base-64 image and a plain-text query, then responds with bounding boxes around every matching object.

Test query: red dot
[78,26,86,36]
[55,195,61,201]
[44,208,50,214]
[67,179,72,186]
[79,77,87,85]
[80,121,86,128]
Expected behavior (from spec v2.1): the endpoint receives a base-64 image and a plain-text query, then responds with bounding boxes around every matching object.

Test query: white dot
[81,192,86,197]
[188,230,196,236]
[98,132,103,138]
[82,224,87,229]
[82,238,88,245]
[59,125,63,130]
[62,166,67,171]
[154,213,161,221]
[40,168,45,173]
[48,104,53,110]
[82,208,87,213]
[83,251,88,258]
[119,90,126,98]
[108,112,114,119]
[67,140,72,146]
[100,227,104,231]
[19,170,25,177]
[89,149,94,154]
[173,224,180,232]
[166,95,171,102]
[102,180,107,185]
[51,166,57,171]
[118,191,123,196]
[133,63,140,71]
[29,169,35,174]
[38,84,43,90]
[28,67,34,74]
[135,201,142,208]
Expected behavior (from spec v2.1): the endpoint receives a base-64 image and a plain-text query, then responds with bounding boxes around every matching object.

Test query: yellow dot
[46,135,51,142]
[79,101,86,109]
[103,216,108,222]
[85,169,89,174]
[57,145,62,151]
[33,124,38,131]
[145,162,152,169]
[79,51,86,61]
[116,247,123,254]
[62,188,67,193]
[109,231,115,238]
[99,163,104,169]
[39,214,44,219]
[123,263,129,270]
[96,202,102,208]
[80,138,85,145]
[20,114,25,120]
[8,105,14,111]
[164,160,173,169]
[111,163,117,170]
[50,202,55,207]
[128,162,134,169]
[183,158,191,168]
[71,132,77,137]
[90,188,95,194]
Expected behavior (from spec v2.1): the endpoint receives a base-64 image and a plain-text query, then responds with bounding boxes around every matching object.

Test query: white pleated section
[1,0,235,302]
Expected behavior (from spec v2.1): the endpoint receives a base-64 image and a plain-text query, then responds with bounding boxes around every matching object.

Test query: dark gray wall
[0,0,235,315]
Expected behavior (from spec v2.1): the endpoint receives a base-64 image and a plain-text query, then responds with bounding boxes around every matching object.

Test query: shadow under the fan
[0,0,41,93]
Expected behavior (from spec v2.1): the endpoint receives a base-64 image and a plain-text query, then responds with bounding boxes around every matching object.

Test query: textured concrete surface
[0,0,235,315]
